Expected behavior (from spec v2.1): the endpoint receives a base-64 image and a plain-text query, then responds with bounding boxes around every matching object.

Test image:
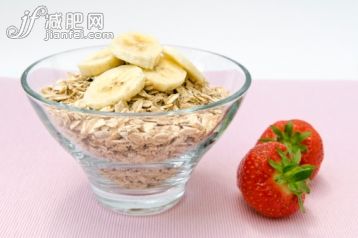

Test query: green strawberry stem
[297,196,304,212]
[269,149,315,212]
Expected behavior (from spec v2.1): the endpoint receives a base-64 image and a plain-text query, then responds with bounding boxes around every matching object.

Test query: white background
[1,0,357,80]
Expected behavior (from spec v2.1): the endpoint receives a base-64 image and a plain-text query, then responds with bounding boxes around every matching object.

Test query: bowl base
[91,184,185,216]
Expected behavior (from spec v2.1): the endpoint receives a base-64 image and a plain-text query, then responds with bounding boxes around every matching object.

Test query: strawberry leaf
[282,164,296,174]
[267,144,314,213]
[292,150,302,164]
[297,181,311,194]
[277,149,289,166]
[271,126,284,140]
[262,121,312,155]
[298,131,311,143]
[284,121,293,137]
[274,175,286,184]
[285,165,314,182]
[269,159,282,173]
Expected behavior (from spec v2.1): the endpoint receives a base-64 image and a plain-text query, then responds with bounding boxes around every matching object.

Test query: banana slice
[144,57,187,92]
[163,46,206,85]
[83,65,145,109]
[78,48,123,76]
[110,32,162,69]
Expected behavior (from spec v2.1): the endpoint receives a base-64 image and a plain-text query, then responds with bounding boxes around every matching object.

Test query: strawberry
[258,119,323,178]
[237,142,314,218]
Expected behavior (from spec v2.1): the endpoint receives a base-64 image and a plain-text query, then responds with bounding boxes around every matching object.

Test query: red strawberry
[258,119,323,178]
[237,142,314,218]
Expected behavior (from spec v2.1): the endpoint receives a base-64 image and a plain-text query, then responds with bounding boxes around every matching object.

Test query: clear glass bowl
[21,45,251,215]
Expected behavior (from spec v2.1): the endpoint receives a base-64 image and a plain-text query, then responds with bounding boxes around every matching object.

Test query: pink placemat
[1,78,358,237]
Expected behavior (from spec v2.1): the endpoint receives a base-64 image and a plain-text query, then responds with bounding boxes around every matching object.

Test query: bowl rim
[21,45,251,117]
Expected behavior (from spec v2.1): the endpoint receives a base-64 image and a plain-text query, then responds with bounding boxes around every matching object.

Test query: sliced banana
[144,57,187,92]
[83,65,145,109]
[163,46,206,85]
[78,48,123,76]
[110,32,162,69]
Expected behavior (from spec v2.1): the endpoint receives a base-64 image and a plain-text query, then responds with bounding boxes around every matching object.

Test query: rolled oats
[42,72,229,189]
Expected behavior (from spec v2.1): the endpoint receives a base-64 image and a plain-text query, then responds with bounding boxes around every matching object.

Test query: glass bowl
[21,45,251,215]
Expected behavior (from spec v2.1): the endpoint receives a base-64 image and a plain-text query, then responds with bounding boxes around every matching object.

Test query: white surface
[0,0,357,80]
